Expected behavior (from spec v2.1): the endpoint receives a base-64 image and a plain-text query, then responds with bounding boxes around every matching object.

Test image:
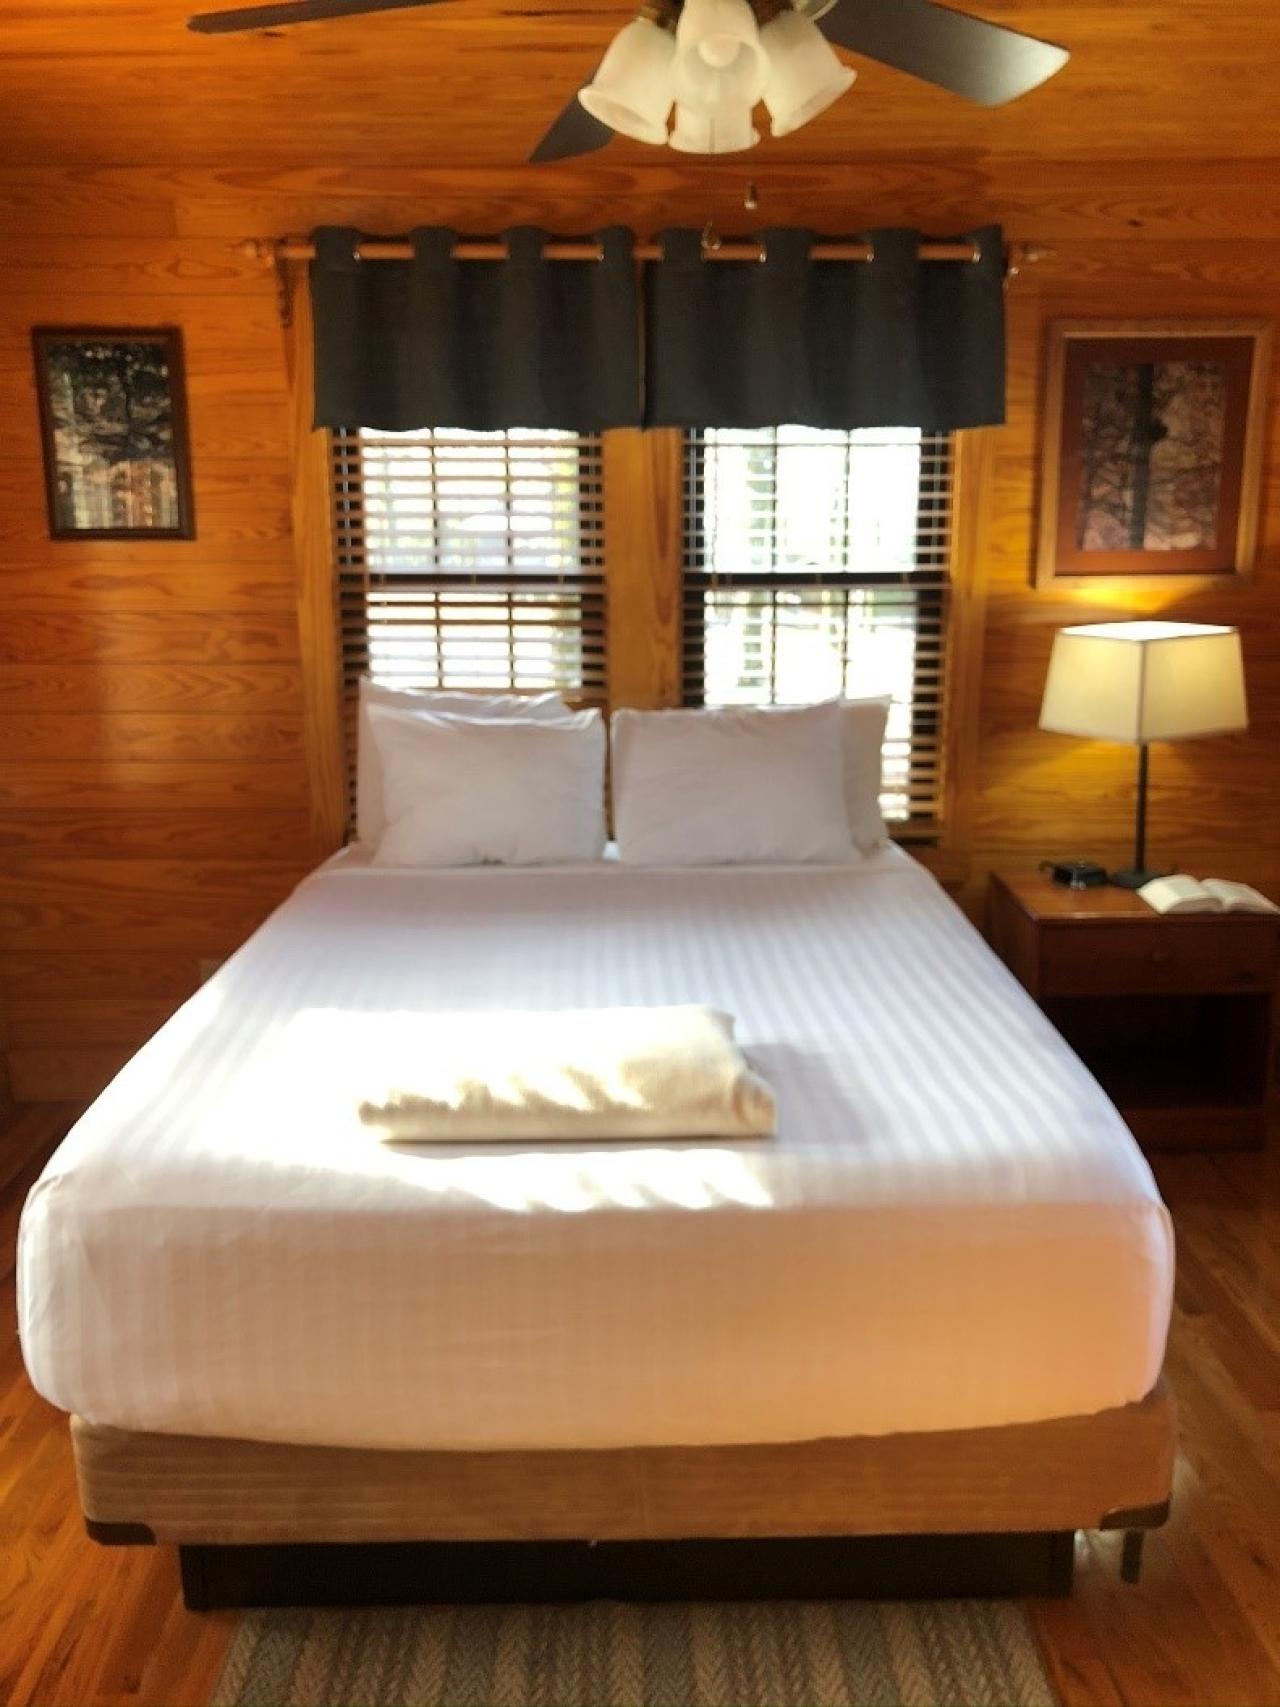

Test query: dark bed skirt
[176,1532,1078,1611]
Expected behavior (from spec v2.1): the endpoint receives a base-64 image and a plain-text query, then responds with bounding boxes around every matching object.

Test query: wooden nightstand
[988,871,1279,1151]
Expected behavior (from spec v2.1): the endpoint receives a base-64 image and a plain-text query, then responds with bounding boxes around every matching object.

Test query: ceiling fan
[187,0,1069,162]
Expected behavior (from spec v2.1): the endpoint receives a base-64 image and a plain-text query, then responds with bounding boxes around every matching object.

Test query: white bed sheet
[18,848,1174,1453]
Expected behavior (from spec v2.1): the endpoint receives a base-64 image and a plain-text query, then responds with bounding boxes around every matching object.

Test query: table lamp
[1039,621,1247,889]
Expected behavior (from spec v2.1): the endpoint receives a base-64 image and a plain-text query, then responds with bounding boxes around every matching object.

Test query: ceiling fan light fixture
[760,5,855,136]
[668,100,759,153]
[674,0,767,111]
[578,15,676,145]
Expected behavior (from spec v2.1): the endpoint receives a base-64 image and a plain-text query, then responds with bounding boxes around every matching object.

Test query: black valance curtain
[311,225,642,432]
[644,225,1005,431]
[310,223,1005,434]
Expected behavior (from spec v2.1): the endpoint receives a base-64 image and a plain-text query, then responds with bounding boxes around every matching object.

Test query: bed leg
[1120,1529,1146,1584]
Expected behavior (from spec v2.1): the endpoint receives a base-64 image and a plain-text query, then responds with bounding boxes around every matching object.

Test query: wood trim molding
[604,429,684,710]
[938,425,998,873]
[284,263,346,856]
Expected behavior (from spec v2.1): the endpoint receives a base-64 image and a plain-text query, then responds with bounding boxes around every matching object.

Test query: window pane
[332,428,605,827]
[695,426,928,579]
[337,427,604,694]
[684,427,951,828]
[354,428,594,585]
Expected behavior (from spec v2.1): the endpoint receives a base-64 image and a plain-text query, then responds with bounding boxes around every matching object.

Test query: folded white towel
[358,1006,777,1143]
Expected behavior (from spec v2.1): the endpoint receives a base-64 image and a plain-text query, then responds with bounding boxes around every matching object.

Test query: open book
[1138,875,1280,916]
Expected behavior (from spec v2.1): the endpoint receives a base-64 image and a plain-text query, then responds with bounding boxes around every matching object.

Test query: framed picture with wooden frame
[1035,318,1271,589]
[33,326,196,541]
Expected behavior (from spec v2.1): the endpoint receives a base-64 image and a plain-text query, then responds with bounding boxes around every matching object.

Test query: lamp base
[1109,866,1172,891]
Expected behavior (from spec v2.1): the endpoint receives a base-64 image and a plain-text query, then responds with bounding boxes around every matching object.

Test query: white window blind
[332,427,606,821]
[682,426,953,832]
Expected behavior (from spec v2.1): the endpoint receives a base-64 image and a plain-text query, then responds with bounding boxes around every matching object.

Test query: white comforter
[18,847,1174,1452]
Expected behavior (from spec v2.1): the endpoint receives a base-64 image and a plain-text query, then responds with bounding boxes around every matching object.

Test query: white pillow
[612,702,853,866]
[842,697,891,853]
[356,680,572,847]
[369,705,606,868]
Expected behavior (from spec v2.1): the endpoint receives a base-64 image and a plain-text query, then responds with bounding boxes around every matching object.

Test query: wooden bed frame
[75,1379,1175,1607]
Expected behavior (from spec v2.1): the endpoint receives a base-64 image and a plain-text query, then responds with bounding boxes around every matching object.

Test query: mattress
[18,847,1174,1454]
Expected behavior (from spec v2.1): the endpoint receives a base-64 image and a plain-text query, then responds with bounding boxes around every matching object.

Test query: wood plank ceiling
[2,1,1278,170]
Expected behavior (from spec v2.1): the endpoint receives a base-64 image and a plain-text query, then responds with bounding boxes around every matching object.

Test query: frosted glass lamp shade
[578,17,676,144]
[761,8,855,137]
[668,102,759,152]
[1040,622,1248,744]
[674,0,767,111]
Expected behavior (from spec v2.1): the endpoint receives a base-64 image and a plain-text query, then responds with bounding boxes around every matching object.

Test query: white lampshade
[761,7,855,137]
[1040,622,1248,744]
[668,101,759,152]
[578,17,676,145]
[674,0,767,112]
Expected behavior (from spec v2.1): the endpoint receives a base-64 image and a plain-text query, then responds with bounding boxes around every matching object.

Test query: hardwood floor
[0,1107,237,1707]
[2,1103,1279,1707]
[1035,1138,1280,1707]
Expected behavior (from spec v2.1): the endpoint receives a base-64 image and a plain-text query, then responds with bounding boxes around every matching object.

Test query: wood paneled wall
[0,162,1277,1099]
[971,254,1280,912]
[0,221,316,1101]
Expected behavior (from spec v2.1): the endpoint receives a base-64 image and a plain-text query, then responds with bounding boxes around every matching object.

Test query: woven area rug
[211,1599,1057,1707]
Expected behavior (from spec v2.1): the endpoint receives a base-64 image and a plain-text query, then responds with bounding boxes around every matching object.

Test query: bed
[17,845,1176,1603]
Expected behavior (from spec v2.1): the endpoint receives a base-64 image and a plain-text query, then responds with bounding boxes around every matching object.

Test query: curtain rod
[238,235,1046,268]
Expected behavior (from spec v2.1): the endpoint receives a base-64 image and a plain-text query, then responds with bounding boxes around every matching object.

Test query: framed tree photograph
[1036,319,1271,587]
[33,327,196,540]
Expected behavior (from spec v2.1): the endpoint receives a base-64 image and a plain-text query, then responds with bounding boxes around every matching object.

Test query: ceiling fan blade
[529,86,615,164]
[189,0,448,34]
[820,0,1068,106]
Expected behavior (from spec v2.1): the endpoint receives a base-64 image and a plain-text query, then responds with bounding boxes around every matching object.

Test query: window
[682,427,953,831]
[332,428,605,818]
